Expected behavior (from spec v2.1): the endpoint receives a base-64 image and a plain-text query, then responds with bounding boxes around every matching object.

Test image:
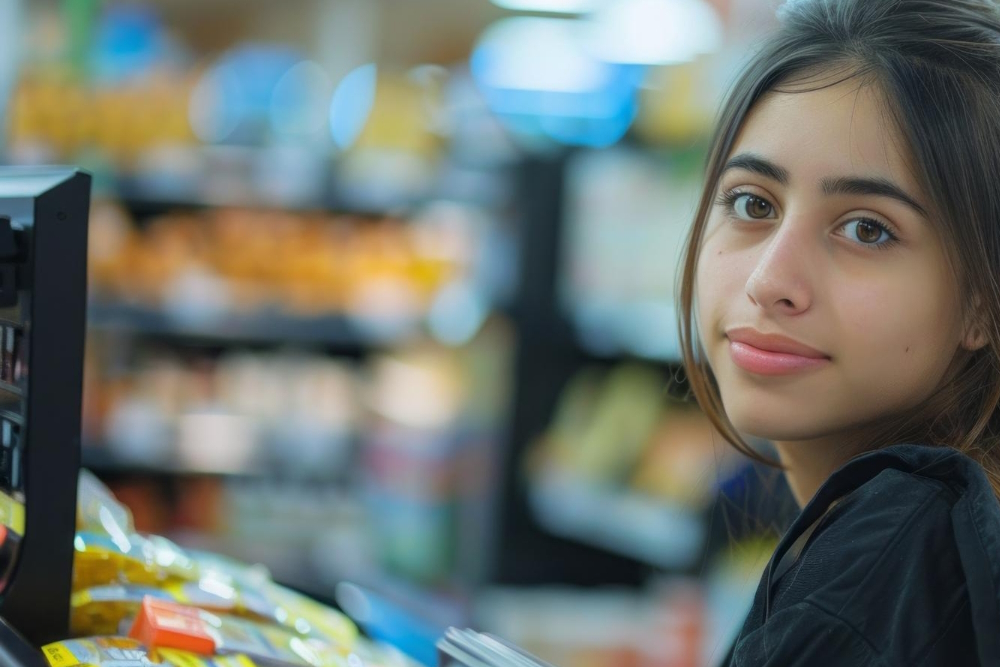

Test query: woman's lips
[726,329,831,376]
[728,341,831,375]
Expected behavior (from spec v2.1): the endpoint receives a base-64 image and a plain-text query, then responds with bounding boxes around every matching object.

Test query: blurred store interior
[2,0,799,665]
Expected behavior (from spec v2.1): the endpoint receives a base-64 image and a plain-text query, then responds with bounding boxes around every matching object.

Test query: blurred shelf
[569,301,682,364]
[81,445,265,478]
[527,472,706,570]
[168,530,333,599]
[87,301,418,349]
[0,380,24,397]
[112,170,322,213]
[101,146,431,218]
[113,182,401,219]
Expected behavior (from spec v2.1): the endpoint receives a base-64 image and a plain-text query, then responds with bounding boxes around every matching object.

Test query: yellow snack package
[71,586,173,636]
[260,583,359,650]
[146,535,201,582]
[41,636,150,667]
[71,585,350,667]
[185,550,271,591]
[42,636,258,667]
[173,551,358,648]
[227,619,346,667]
[159,649,259,667]
[71,582,257,637]
[73,532,203,591]
[126,595,347,667]
[76,470,134,536]
[73,533,160,591]
[71,577,322,642]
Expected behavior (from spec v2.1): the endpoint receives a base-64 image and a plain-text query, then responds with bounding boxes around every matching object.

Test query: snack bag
[73,533,163,591]
[41,636,258,667]
[228,619,345,667]
[41,636,153,667]
[72,581,261,637]
[71,577,353,648]
[146,534,200,582]
[71,586,175,636]
[76,470,134,537]
[184,550,271,592]
[159,649,259,667]
[127,597,348,667]
[258,582,359,649]
[167,551,358,648]
[70,470,359,662]
[74,530,203,591]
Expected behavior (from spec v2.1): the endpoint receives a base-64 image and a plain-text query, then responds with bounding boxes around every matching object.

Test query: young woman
[678,0,1000,664]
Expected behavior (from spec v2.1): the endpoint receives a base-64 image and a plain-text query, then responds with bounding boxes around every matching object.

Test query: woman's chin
[726,412,825,444]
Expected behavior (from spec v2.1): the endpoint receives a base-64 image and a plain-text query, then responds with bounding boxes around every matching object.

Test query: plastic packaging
[259,582,359,649]
[67,472,363,664]
[71,583,269,637]
[126,596,348,667]
[76,470,134,537]
[41,636,257,667]
[73,532,192,591]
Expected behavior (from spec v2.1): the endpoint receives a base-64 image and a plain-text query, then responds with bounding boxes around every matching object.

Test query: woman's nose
[744,222,813,315]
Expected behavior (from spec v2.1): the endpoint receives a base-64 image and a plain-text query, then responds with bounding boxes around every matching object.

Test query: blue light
[329,63,378,150]
[93,5,165,84]
[470,18,644,148]
[188,45,306,145]
[539,104,637,147]
[270,61,331,139]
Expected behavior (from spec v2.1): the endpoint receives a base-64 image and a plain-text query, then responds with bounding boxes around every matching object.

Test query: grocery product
[126,596,346,667]
[71,472,361,656]
[73,532,198,591]
[87,205,467,318]
[77,469,134,538]
[41,636,256,667]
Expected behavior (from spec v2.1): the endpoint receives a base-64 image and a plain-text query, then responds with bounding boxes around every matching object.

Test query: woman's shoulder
[775,460,963,614]
[770,444,997,662]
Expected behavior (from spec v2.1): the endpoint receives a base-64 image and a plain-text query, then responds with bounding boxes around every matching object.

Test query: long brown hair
[678,0,1000,497]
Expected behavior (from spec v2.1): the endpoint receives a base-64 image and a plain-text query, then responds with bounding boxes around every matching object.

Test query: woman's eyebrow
[722,152,927,217]
[821,176,927,217]
[722,153,789,184]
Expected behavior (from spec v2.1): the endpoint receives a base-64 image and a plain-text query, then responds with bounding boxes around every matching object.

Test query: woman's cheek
[697,245,740,315]
[695,251,728,348]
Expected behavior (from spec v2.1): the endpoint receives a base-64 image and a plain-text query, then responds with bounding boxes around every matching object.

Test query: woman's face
[696,78,978,444]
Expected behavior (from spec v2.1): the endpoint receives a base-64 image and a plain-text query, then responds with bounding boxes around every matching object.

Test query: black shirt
[724,444,1000,666]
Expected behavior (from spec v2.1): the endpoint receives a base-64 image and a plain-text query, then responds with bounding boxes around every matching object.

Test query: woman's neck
[773,437,865,508]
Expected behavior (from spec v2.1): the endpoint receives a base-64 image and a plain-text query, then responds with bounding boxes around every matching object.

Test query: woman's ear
[962,297,990,352]
[962,326,989,352]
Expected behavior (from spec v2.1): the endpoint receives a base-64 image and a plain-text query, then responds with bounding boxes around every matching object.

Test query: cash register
[0,167,90,666]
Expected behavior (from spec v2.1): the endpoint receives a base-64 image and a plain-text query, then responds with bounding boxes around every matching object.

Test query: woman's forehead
[728,80,917,189]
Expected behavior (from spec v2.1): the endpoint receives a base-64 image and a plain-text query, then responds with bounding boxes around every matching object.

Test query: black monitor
[0,168,91,664]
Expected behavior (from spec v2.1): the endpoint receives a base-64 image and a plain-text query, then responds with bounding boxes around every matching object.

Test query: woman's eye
[842,218,895,246]
[732,194,775,220]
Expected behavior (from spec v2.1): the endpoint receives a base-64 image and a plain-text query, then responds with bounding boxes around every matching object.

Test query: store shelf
[87,301,418,349]
[527,472,706,570]
[106,146,429,218]
[114,182,399,219]
[81,445,266,478]
[570,301,682,363]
